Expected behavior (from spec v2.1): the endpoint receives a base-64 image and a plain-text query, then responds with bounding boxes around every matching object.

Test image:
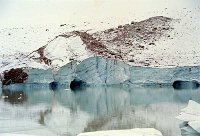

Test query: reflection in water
[1,89,27,104]
[179,122,199,136]
[0,86,200,136]
[38,108,52,125]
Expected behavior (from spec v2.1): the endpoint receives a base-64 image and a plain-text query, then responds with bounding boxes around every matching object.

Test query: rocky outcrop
[2,68,28,85]
[1,68,54,86]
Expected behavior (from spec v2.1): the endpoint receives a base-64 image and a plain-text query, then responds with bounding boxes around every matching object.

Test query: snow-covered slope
[28,35,91,71]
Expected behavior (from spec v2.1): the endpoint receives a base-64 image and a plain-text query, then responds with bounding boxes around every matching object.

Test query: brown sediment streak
[28,38,57,65]
[36,46,52,65]
[57,31,122,59]
[73,31,122,59]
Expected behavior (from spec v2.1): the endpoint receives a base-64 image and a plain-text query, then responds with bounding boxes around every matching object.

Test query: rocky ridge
[27,16,174,69]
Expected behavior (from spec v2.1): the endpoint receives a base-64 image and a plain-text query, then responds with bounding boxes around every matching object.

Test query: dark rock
[163,27,169,30]
[131,21,135,24]
[152,27,157,31]
[60,24,66,27]
[106,28,114,33]
[118,25,123,28]
[2,68,28,85]
[129,59,135,62]
[149,42,155,45]
[110,52,116,55]
[136,28,141,31]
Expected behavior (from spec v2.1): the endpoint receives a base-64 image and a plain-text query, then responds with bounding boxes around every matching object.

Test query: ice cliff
[2,56,200,88]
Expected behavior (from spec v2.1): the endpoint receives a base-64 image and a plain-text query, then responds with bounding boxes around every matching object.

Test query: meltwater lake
[0,85,200,136]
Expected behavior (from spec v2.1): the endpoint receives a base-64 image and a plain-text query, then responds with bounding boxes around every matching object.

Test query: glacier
[1,56,200,88]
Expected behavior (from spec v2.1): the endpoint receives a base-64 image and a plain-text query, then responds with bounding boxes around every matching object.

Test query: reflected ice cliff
[1,86,200,136]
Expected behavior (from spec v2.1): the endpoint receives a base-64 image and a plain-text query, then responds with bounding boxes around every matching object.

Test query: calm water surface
[0,85,200,136]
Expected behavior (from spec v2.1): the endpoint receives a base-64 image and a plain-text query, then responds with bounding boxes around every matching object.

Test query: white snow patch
[77,128,163,136]
[44,36,91,69]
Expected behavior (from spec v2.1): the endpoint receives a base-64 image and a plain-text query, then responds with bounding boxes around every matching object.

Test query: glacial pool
[0,85,200,136]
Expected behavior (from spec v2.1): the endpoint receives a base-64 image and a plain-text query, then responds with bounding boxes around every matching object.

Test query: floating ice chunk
[77,128,163,136]
[177,100,200,134]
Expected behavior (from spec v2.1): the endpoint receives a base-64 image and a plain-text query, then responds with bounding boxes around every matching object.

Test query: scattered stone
[149,42,155,45]
[131,21,135,24]
[129,59,135,62]
[136,28,141,32]
[118,25,123,28]
[60,24,66,27]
